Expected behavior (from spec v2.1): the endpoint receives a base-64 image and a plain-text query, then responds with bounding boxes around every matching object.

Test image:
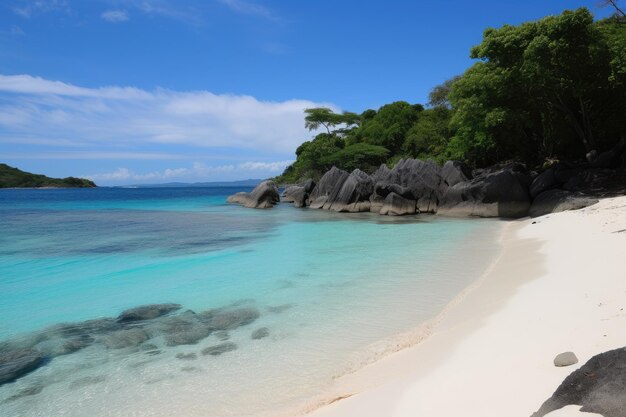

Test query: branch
[602,0,626,20]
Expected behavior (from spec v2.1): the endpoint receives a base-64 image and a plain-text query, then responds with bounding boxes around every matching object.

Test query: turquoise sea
[0,187,503,416]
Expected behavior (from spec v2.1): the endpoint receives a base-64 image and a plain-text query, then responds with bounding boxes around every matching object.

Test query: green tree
[304,108,360,134]
[350,101,424,154]
[403,107,452,162]
[321,143,390,173]
[428,76,461,108]
[448,8,626,165]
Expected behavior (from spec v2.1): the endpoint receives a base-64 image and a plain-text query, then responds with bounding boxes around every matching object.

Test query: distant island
[0,163,96,188]
[120,179,262,188]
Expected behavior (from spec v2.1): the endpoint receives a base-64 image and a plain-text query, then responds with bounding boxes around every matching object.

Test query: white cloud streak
[0,74,335,154]
[2,151,187,160]
[101,10,129,22]
[12,0,70,18]
[217,0,277,20]
[86,161,293,182]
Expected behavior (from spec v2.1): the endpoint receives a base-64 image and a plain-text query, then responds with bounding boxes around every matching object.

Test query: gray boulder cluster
[227,180,280,209]
[230,158,601,218]
[0,302,264,387]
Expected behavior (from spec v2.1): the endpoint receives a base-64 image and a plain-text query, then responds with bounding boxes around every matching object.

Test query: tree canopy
[277,8,626,183]
[304,108,360,134]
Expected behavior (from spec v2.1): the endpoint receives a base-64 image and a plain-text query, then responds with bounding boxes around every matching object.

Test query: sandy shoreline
[306,196,626,417]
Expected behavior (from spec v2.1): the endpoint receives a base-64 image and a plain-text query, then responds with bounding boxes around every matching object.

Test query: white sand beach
[307,196,626,417]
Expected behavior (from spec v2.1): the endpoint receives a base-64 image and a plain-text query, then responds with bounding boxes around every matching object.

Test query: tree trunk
[553,95,594,152]
[579,97,596,151]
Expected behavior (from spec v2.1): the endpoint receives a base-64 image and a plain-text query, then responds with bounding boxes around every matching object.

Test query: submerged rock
[52,318,121,338]
[34,333,95,358]
[208,308,260,331]
[175,352,197,360]
[69,375,106,389]
[227,180,280,209]
[201,342,237,356]
[213,331,230,341]
[533,347,626,417]
[251,327,270,340]
[116,304,181,323]
[165,327,211,347]
[266,304,294,314]
[158,311,212,346]
[62,335,94,354]
[102,328,150,349]
[2,384,44,403]
[0,348,45,386]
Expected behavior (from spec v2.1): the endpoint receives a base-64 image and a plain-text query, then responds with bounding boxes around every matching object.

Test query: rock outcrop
[308,167,350,209]
[438,166,531,218]
[441,160,472,187]
[372,159,443,213]
[529,189,599,218]
[254,158,616,218]
[324,169,374,213]
[379,192,416,216]
[282,179,315,208]
[533,347,626,417]
[293,159,534,218]
[227,180,280,209]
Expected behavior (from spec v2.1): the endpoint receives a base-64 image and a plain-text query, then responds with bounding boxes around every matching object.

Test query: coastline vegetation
[277,8,626,183]
[0,163,96,188]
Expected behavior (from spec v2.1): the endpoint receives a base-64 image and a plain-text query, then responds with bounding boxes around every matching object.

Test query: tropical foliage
[277,8,626,183]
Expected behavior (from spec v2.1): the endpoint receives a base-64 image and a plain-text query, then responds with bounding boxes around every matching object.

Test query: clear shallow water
[0,187,503,416]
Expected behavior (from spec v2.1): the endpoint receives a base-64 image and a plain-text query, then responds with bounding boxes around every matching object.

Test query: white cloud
[101,10,129,22]
[0,74,335,154]
[119,0,203,26]
[2,151,187,160]
[13,7,32,18]
[86,160,293,183]
[10,25,25,36]
[217,0,277,20]
[12,0,70,18]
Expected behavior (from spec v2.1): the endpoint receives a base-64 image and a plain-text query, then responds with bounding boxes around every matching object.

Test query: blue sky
[0,0,614,184]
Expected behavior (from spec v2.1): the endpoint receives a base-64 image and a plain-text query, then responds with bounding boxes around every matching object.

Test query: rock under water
[116,303,182,323]
[201,342,238,356]
[0,348,45,386]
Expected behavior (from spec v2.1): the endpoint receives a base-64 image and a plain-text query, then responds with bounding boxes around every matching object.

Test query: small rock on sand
[554,352,578,367]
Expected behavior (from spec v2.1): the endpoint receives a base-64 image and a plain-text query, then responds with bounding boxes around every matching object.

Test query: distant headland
[0,164,96,188]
